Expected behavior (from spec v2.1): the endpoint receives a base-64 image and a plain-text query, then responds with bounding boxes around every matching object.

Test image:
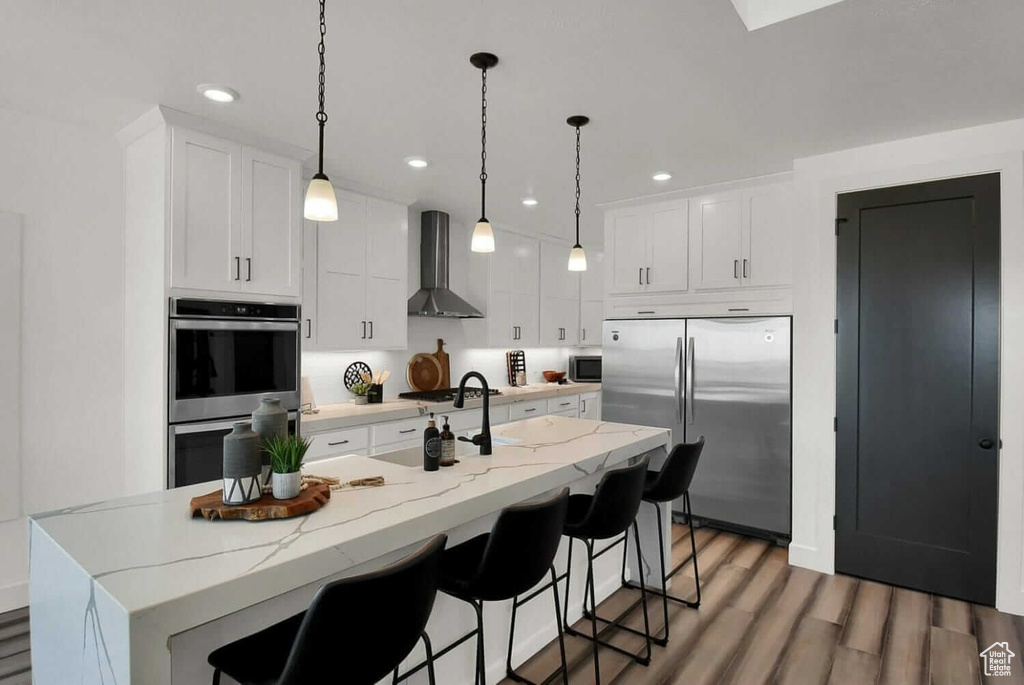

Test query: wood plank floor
[0,608,30,685]
[502,524,1019,685]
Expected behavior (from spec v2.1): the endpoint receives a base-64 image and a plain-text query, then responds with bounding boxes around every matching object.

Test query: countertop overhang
[30,415,664,640]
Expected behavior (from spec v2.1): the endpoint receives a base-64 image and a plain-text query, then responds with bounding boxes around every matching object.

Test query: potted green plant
[262,435,312,499]
[351,382,371,405]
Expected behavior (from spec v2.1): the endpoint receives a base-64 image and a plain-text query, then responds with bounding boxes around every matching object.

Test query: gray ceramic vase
[222,421,261,505]
[252,398,288,484]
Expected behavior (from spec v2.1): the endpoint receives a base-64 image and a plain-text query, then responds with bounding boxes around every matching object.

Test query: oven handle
[171,320,300,332]
[170,412,299,435]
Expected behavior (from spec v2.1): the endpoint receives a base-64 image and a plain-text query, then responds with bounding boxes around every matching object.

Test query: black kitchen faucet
[453,371,492,455]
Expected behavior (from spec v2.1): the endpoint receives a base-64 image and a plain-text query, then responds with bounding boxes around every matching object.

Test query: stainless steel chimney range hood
[408,211,483,318]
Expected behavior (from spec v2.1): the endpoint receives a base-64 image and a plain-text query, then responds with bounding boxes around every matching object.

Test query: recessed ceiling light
[522,198,539,207]
[197,84,239,103]
[405,156,429,169]
[652,172,672,182]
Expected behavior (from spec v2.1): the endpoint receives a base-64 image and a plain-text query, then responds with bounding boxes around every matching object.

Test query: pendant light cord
[316,0,328,175]
[479,66,488,218]
[574,124,582,246]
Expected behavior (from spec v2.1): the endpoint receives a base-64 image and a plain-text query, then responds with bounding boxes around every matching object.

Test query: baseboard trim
[788,542,833,575]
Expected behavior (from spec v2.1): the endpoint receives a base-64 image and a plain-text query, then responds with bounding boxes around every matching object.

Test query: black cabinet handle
[646,267,651,285]
[327,439,349,446]
[361,321,366,339]
[524,407,537,413]
[305,319,312,338]
[582,328,586,341]
[399,428,416,434]
[742,259,749,279]
[246,257,252,282]
[979,438,995,450]
[368,321,373,339]
[733,260,739,279]
[234,256,241,281]
[560,402,571,407]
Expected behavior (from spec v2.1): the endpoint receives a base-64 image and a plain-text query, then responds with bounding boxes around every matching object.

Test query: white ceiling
[3,0,1024,245]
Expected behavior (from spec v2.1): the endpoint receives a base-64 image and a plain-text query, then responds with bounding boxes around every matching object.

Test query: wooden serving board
[189,483,331,521]
[435,338,451,389]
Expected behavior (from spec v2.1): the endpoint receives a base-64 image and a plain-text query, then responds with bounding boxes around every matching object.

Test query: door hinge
[834,319,838,334]
[833,417,837,432]
[835,217,848,235]
[833,514,837,530]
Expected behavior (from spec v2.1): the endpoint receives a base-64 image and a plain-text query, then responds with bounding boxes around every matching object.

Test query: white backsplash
[303,320,600,406]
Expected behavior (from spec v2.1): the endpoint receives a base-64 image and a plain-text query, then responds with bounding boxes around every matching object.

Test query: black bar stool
[408,488,570,685]
[621,436,705,645]
[207,533,447,685]
[558,454,653,685]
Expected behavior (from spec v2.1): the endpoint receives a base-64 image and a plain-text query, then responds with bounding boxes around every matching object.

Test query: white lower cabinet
[547,395,580,415]
[580,392,601,420]
[305,426,371,462]
[510,399,547,421]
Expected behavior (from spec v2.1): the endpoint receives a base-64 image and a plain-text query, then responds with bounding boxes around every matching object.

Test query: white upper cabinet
[606,200,688,296]
[579,249,604,345]
[484,229,539,347]
[608,211,649,294]
[603,178,794,316]
[304,189,408,351]
[241,148,302,297]
[170,128,301,297]
[301,219,318,350]
[170,129,242,292]
[742,183,793,288]
[540,242,580,346]
[690,192,743,291]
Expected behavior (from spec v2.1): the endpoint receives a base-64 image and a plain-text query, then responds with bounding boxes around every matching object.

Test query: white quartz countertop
[30,415,663,639]
[302,381,602,432]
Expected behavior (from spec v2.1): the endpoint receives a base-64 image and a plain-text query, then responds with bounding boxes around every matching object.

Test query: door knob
[979,438,995,450]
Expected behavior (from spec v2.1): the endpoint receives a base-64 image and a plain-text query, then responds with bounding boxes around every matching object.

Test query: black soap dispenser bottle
[423,413,441,471]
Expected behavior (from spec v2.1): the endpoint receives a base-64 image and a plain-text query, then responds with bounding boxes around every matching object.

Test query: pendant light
[303,0,338,222]
[470,52,498,253]
[567,115,589,271]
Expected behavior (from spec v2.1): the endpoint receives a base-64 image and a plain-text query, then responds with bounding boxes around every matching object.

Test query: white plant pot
[354,396,368,405]
[272,471,302,500]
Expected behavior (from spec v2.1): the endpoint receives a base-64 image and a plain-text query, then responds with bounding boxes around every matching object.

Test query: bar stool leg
[474,600,486,685]
[212,668,221,685]
[585,539,602,685]
[562,536,575,632]
[653,501,671,645]
[422,631,437,685]
[686,493,702,607]
[548,565,570,685]
[631,520,653,663]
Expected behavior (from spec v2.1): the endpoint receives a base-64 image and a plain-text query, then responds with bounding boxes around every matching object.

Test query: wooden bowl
[542,370,566,383]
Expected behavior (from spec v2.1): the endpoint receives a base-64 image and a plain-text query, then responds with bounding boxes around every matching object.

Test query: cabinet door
[742,184,793,288]
[580,300,603,346]
[607,211,648,294]
[539,242,577,346]
[488,290,515,347]
[365,274,407,349]
[513,233,540,296]
[170,129,242,291]
[647,203,688,292]
[690,192,742,290]
[241,148,301,297]
[580,249,604,302]
[580,393,601,420]
[317,189,367,350]
[301,220,318,351]
[512,291,539,346]
[366,198,408,282]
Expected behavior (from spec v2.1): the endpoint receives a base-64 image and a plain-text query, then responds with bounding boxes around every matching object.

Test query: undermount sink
[369,435,523,468]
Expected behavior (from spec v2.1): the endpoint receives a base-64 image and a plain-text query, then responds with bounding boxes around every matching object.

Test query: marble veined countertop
[30,414,661,624]
[302,381,601,432]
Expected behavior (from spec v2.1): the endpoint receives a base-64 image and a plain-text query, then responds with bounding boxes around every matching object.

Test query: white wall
[790,117,1024,615]
[0,106,124,612]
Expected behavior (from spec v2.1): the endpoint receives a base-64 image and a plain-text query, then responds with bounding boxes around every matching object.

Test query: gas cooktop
[399,387,501,403]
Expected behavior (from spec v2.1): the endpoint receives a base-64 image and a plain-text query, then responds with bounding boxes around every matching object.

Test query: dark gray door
[836,174,999,605]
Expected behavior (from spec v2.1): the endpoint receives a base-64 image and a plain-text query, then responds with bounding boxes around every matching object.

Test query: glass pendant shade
[472,219,495,253]
[304,174,338,222]
[568,244,587,271]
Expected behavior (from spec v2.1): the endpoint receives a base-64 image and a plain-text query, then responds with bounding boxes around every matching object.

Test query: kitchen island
[29,415,670,684]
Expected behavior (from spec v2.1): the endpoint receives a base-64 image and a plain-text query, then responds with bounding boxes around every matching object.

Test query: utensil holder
[367,383,384,404]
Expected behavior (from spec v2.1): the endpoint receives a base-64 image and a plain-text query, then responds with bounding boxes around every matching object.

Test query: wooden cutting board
[435,338,451,389]
[189,483,331,521]
[407,353,443,392]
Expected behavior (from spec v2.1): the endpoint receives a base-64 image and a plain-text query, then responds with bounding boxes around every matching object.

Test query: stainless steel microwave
[569,355,601,383]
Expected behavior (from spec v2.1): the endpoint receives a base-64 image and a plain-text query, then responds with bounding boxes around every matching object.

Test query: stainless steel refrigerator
[602,317,791,539]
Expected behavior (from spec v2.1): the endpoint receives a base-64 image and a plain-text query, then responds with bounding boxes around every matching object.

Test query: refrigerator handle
[675,337,683,424]
[685,336,695,425]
